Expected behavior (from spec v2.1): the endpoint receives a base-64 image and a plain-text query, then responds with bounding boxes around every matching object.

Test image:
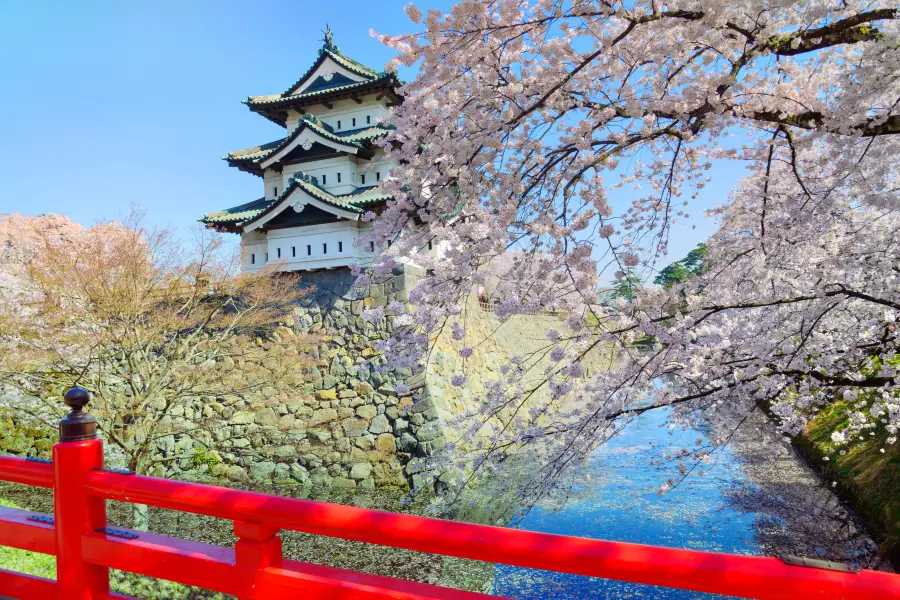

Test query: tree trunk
[132,502,150,532]
[129,457,150,531]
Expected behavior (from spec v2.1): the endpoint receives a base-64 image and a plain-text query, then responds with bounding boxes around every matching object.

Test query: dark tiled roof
[278,47,382,98]
[226,138,286,163]
[200,173,390,231]
[246,74,399,107]
[242,42,401,126]
[224,114,394,176]
[200,197,275,226]
[287,175,391,213]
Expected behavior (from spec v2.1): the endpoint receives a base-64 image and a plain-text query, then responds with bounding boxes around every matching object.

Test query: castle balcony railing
[477,298,570,317]
[0,387,897,599]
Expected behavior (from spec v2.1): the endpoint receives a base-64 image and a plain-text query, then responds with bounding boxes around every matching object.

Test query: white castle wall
[286,97,392,135]
[241,222,379,273]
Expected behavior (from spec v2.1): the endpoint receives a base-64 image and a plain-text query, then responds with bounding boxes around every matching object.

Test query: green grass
[0,498,56,579]
[798,400,900,567]
[0,497,229,598]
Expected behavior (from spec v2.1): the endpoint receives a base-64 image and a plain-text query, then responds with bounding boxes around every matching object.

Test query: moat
[493,406,888,599]
[0,405,888,599]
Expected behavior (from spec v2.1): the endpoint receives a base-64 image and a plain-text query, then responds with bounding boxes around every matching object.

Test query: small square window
[337,172,341,183]
[338,241,343,252]
[323,243,328,254]
[277,248,281,258]
[366,115,371,124]
[352,117,356,127]
[361,174,366,185]
[251,253,255,264]
[307,245,311,256]
[292,246,296,257]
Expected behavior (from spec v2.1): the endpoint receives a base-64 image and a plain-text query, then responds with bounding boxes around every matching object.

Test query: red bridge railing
[0,388,897,600]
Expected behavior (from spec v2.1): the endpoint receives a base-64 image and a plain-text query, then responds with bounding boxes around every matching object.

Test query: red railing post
[53,387,109,599]
[234,520,282,599]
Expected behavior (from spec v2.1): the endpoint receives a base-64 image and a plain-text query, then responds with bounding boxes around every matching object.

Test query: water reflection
[492,406,884,599]
[715,409,882,569]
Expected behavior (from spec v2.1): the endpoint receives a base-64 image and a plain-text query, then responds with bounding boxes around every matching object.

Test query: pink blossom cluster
[367,1,898,503]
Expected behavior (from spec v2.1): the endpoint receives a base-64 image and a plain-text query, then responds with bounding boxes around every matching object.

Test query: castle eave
[245,78,402,126]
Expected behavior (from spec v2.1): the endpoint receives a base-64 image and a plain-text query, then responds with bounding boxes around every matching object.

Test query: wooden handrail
[0,388,897,599]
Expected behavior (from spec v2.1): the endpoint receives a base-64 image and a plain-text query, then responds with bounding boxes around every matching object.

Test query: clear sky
[0,0,748,273]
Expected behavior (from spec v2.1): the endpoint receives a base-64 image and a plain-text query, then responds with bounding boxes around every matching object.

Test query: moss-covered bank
[795,400,900,569]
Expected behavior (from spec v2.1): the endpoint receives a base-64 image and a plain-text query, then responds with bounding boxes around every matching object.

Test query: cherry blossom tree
[368,1,899,507]
[0,212,317,525]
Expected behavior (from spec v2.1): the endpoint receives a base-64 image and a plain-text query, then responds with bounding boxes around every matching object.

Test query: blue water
[493,408,760,599]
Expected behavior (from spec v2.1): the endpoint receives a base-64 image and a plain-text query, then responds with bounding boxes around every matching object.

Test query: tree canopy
[367,0,900,507]
[0,212,317,481]
[654,244,707,289]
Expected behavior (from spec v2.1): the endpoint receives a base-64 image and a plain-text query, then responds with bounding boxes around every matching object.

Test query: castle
[201,27,403,273]
[188,28,566,493]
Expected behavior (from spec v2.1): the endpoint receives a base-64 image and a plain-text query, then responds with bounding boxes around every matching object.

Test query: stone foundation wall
[156,267,592,491]
[402,294,576,488]
[158,266,438,490]
[3,264,592,492]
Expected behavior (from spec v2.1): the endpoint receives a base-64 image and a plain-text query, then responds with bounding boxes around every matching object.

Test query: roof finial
[322,24,336,51]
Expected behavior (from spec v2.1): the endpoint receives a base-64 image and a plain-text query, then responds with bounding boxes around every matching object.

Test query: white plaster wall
[263,170,282,199]
[240,222,378,273]
[283,156,360,196]
[241,240,268,271]
[286,97,393,134]
[358,158,393,187]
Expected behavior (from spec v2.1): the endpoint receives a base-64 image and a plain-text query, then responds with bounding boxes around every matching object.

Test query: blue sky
[0,0,748,272]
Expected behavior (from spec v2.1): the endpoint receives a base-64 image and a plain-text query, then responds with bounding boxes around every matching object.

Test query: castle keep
[177,30,563,490]
[201,27,403,273]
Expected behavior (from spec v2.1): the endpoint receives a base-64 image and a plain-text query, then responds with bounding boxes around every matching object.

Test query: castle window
[322,174,327,185]
[265,253,268,262]
[361,174,366,185]
[337,172,341,183]
[366,115,371,124]
[273,187,278,197]
[352,117,356,127]
[338,241,343,252]
[323,243,328,254]
[292,246,296,257]
[376,172,380,181]
[277,248,281,258]
[369,241,375,252]
[251,253,255,264]
[387,239,392,248]
[428,240,433,251]
[337,120,341,129]
[307,245,311,256]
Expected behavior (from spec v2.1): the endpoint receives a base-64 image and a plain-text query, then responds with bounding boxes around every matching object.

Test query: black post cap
[59,386,98,442]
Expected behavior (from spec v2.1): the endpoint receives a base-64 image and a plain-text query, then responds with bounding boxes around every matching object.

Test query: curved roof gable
[201,172,390,233]
[246,38,386,106]
[286,49,379,96]
[241,173,390,232]
[259,117,361,169]
[199,197,275,233]
[242,35,401,125]
[224,115,393,176]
